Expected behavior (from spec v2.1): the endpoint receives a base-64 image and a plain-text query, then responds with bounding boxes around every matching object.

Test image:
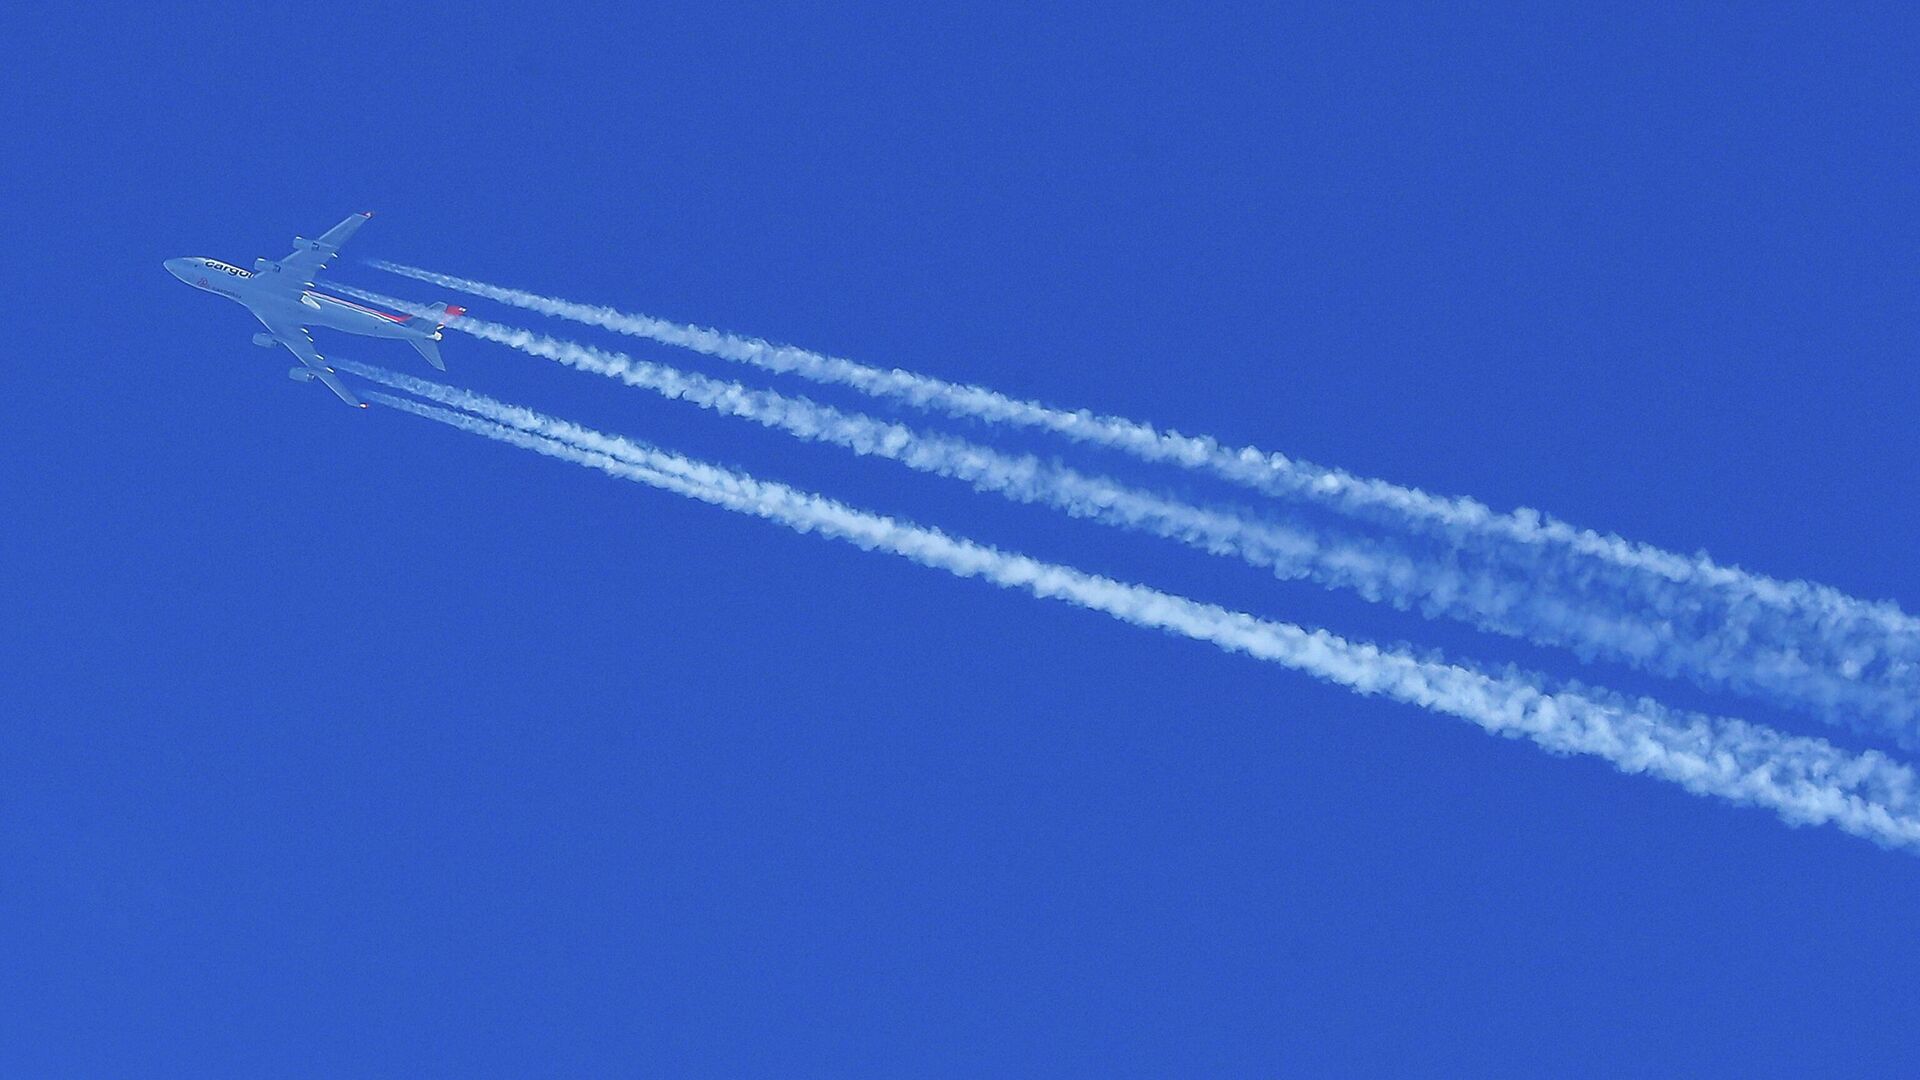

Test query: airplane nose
[164,258,189,281]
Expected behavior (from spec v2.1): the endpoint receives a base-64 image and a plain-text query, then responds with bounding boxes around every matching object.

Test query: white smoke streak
[327,301,1920,742]
[358,264,1908,617]
[349,270,1920,740]
[361,383,1920,853]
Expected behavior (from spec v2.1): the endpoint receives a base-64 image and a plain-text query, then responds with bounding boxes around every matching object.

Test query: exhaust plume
[355,266,1920,738]
[327,311,1920,743]
[361,381,1920,853]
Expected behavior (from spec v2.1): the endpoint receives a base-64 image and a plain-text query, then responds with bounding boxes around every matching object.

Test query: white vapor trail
[359,265,1911,614]
[360,378,1920,853]
[327,294,1920,742]
[351,269,1920,742]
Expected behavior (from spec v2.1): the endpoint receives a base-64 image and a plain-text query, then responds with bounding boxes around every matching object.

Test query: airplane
[164,212,464,408]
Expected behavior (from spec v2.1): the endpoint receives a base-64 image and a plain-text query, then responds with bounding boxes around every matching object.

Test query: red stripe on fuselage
[310,292,411,323]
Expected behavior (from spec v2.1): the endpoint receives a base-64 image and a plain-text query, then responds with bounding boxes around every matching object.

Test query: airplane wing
[253,312,368,409]
[251,211,374,289]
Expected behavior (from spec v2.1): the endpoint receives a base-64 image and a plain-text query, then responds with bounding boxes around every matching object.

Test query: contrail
[356,265,1920,711]
[361,381,1920,853]
[330,310,1920,743]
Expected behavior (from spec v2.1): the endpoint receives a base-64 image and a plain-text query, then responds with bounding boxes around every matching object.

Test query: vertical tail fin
[402,302,465,334]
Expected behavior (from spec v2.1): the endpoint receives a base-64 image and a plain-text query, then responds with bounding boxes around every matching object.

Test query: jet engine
[292,235,317,250]
[254,258,280,273]
[252,333,278,348]
[288,367,317,382]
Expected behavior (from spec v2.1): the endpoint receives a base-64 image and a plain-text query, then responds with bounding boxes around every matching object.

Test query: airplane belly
[307,297,410,338]
[246,294,309,328]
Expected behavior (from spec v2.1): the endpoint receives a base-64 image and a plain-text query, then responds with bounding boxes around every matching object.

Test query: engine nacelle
[288,367,317,382]
[293,235,316,250]
[252,332,278,348]
[255,258,280,273]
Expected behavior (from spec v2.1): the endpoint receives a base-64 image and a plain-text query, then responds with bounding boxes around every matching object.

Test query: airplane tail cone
[400,301,463,370]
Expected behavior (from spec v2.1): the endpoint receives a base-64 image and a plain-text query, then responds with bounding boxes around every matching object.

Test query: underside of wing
[253,314,367,408]
[252,211,374,289]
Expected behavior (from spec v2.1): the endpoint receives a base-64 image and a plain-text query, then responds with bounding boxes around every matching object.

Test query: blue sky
[4,4,1918,1075]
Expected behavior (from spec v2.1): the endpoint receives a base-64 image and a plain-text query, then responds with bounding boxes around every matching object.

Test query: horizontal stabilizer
[409,336,447,371]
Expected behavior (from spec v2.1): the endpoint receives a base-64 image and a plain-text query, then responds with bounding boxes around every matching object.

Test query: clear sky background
[3,5,1917,1075]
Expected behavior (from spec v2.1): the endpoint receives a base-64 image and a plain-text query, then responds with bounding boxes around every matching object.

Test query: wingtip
[358,402,370,409]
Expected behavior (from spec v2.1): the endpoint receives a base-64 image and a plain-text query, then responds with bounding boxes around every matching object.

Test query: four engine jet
[165,212,462,408]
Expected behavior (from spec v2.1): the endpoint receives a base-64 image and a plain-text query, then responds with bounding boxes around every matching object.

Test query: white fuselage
[163,257,430,342]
